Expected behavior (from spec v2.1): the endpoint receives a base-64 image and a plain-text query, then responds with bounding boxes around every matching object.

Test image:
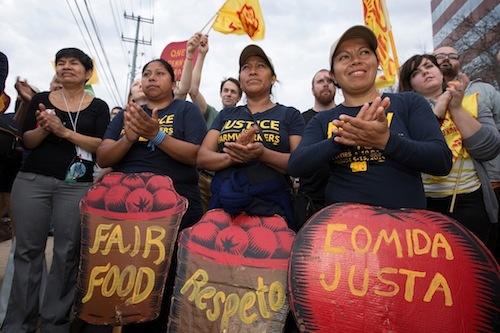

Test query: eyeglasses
[434,53,459,60]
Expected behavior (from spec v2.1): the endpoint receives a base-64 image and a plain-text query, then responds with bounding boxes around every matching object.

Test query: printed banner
[160,41,199,82]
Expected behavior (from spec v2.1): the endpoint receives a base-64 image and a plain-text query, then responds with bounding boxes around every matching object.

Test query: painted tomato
[215,225,249,255]
[99,173,124,188]
[273,229,296,259]
[202,209,232,229]
[261,215,288,232]
[190,221,220,248]
[232,214,262,230]
[84,185,109,210]
[245,226,278,259]
[152,188,177,211]
[146,175,174,193]
[121,174,146,190]
[125,188,154,213]
[104,185,130,212]
[289,203,500,332]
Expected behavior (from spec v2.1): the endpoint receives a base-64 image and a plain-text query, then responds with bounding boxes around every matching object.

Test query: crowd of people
[0,24,499,332]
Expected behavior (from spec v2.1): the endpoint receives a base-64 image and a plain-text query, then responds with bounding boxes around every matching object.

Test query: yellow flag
[363,0,399,89]
[87,59,99,85]
[212,0,265,40]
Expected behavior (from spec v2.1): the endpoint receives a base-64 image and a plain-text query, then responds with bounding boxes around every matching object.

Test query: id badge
[76,146,92,161]
[65,156,87,183]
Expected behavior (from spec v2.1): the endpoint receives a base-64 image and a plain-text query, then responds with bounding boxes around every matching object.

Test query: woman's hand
[446,72,469,113]
[223,141,265,164]
[35,103,70,138]
[15,77,36,102]
[433,91,451,119]
[331,96,391,150]
[124,101,161,141]
[186,32,202,57]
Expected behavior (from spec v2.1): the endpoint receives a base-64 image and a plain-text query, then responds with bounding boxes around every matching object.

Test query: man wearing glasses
[433,46,500,260]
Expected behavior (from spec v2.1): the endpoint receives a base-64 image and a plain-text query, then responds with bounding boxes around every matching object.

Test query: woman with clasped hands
[3,48,109,333]
[398,54,500,243]
[95,59,206,333]
[288,26,452,210]
[196,44,305,230]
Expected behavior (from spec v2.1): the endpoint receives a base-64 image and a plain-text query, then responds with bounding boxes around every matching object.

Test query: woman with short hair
[3,47,109,332]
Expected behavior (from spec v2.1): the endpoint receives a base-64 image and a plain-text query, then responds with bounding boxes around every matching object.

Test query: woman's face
[409,58,444,97]
[141,61,175,101]
[129,80,145,102]
[331,38,378,95]
[239,55,275,97]
[55,56,91,86]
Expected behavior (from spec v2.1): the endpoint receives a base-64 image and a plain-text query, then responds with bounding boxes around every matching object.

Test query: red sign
[289,203,500,332]
[160,41,198,82]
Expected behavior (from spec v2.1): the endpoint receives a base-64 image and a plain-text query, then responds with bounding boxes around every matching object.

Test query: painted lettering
[181,269,286,328]
[88,223,166,265]
[324,224,454,259]
[319,264,452,307]
[82,263,155,305]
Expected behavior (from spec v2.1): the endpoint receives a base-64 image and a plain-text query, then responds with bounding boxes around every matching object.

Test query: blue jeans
[2,172,91,333]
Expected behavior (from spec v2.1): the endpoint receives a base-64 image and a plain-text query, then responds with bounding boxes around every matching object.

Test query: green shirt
[204,104,219,128]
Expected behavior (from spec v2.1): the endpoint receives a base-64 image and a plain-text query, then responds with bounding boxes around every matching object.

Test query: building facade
[431,0,500,88]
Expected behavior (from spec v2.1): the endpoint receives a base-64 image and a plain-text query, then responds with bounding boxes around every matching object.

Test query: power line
[67,0,121,106]
[67,0,155,105]
[83,0,122,105]
[122,12,153,90]
[109,0,130,65]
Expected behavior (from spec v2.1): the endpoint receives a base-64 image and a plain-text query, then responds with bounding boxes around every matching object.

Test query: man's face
[433,46,460,79]
[110,107,121,119]
[312,70,335,106]
[220,80,241,107]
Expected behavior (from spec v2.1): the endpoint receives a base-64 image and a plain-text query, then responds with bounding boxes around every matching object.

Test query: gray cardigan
[464,79,500,223]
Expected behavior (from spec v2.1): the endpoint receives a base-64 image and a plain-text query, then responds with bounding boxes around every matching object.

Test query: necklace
[62,90,86,131]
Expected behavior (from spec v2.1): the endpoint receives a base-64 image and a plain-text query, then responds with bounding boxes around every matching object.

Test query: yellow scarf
[440,92,478,162]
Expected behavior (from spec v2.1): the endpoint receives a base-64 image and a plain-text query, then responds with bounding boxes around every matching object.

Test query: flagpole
[200,12,218,34]
[200,0,228,34]
[449,153,465,213]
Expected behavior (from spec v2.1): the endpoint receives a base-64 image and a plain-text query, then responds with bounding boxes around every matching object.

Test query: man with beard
[293,69,336,229]
[433,46,500,259]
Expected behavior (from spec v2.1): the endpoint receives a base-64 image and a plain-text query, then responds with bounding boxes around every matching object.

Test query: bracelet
[147,130,166,151]
[186,56,193,61]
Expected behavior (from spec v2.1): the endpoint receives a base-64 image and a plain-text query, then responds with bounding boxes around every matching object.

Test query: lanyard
[62,90,86,131]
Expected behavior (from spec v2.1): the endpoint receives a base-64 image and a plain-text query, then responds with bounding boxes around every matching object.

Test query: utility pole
[122,12,154,92]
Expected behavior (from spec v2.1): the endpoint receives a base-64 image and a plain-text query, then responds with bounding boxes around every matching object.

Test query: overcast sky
[1,0,434,113]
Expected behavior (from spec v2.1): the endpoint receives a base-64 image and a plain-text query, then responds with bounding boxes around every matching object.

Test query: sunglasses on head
[434,53,459,60]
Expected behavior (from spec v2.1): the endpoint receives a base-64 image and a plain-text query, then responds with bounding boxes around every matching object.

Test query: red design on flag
[211,0,265,40]
[363,0,399,88]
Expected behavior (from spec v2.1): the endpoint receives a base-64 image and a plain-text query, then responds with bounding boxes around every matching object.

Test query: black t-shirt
[21,92,110,180]
[103,99,207,227]
[297,108,329,206]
